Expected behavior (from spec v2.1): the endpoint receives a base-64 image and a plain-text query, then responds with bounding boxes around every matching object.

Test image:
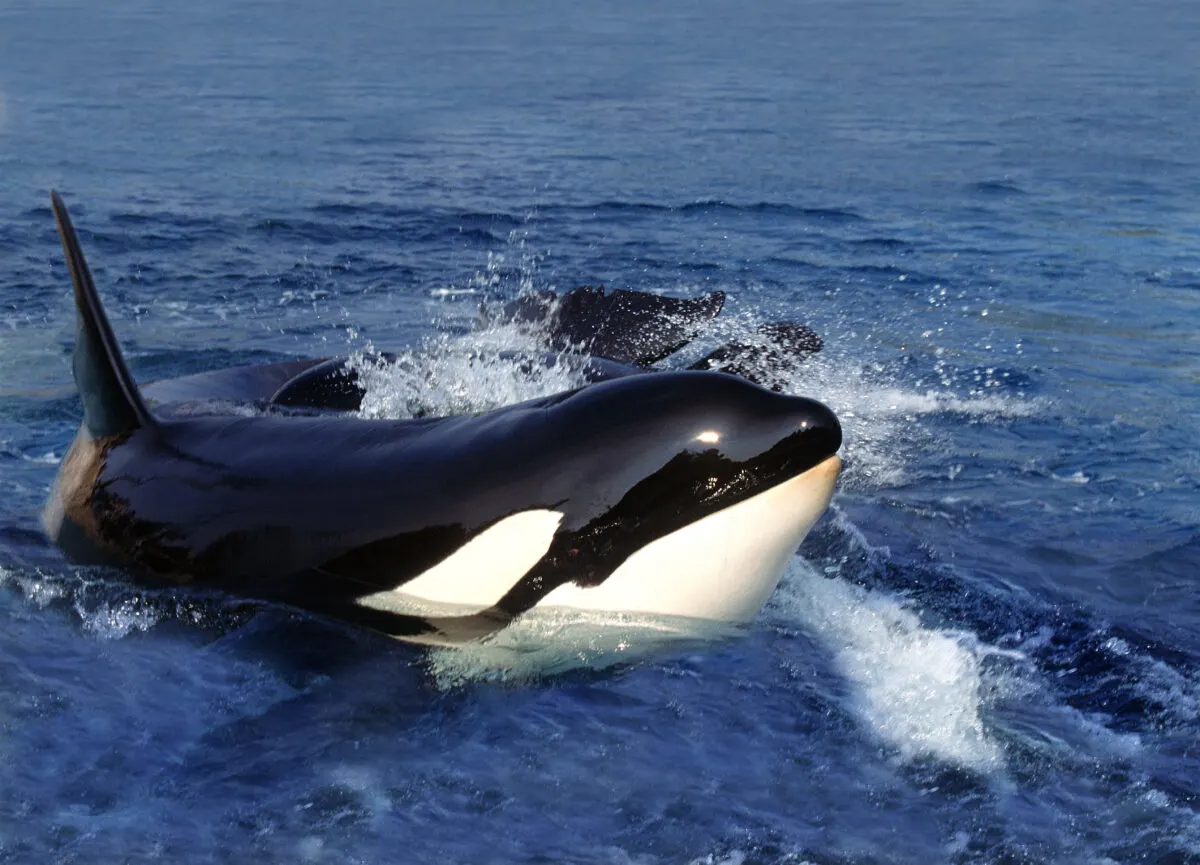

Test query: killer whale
[43,191,842,645]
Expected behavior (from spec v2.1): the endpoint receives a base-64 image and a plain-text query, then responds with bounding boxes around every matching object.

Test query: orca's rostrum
[42,191,843,645]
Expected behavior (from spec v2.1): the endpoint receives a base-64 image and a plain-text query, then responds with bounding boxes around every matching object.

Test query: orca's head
[514,371,843,623]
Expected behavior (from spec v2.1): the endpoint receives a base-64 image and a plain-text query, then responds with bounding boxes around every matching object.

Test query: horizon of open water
[1,0,1198,862]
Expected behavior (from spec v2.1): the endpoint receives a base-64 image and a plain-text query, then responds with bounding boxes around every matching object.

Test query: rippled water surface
[1,1,1198,862]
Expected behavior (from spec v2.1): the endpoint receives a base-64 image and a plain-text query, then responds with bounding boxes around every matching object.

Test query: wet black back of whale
[44,192,842,643]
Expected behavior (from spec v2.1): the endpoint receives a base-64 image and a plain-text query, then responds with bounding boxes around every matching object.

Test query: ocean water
[1,0,1198,862]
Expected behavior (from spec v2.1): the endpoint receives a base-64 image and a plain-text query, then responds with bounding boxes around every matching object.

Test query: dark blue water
[2,1,1198,861]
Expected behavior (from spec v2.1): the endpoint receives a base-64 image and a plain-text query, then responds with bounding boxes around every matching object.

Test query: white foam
[1,568,224,641]
[1128,654,1200,729]
[350,338,588,419]
[0,566,69,608]
[24,451,62,466]
[688,853,753,865]
[769,556,1008,772]
[1052,470,1091,485]
[76,594,162,640]
[343,232,571,421]
[428,287,479,298]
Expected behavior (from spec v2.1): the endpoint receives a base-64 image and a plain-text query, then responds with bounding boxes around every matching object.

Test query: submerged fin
[552,286,725,365]
[483,286,725,366]
[51,191,155,437]
[315,602,515,646]
[689,321,823,391]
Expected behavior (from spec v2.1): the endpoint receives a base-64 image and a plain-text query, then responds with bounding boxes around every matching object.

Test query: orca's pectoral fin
[51,191,155,437]
[550,286,726,366]
[419,608,516,645]
[689,321,823,391]
[310,601,515,646]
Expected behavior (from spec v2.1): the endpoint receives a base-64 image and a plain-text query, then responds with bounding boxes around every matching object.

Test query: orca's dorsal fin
[51,191,155,437]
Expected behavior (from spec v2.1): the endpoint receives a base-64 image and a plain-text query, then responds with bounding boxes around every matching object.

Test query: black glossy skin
[66,372,840,639]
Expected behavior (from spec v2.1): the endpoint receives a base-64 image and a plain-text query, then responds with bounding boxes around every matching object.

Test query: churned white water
[769,556,1009,772]
[351,328,588,421]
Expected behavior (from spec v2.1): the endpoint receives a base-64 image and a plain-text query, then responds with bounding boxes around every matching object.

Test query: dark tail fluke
[51,191,155,437]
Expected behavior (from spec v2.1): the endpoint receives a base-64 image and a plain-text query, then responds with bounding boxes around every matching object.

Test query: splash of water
[0,565,69,609]
[0,566,244,641]
[769,556,1009,772]
[351,327,589,420]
